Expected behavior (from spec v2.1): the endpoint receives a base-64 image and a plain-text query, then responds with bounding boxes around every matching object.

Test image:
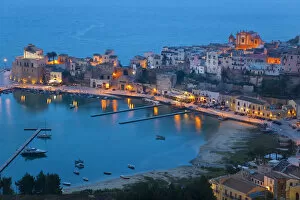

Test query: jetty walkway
[91,104,162,117]
[119,111,190,124]
[0,128,51,174]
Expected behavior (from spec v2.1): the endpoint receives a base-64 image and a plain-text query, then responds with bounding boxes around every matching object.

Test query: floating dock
[119,111,191,124]
[0,128,52,174]
[91,104,162,117]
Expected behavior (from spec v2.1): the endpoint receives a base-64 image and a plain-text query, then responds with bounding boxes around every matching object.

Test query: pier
[119,111,191,124]
[0,128,52,174]
[91,104,163,117]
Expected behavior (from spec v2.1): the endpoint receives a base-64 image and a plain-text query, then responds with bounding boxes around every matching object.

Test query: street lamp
[3,58,7,69]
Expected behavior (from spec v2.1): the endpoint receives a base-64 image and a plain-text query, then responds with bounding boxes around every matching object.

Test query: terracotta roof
[236,96,267,105]
[252,173,264,182]
[222,177,259,194]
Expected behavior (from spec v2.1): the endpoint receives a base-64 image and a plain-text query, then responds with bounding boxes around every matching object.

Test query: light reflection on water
[0,91,222,186]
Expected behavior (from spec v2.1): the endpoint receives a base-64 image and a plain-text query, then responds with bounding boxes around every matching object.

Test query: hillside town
[2,31,300,200]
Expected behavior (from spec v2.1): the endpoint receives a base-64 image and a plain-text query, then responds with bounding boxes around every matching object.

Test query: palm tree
[46,52,53,62]
[51,52,57,62]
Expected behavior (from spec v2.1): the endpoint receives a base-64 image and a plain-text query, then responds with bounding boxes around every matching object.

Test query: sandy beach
[191,121,255,167]
[63,166,206,194]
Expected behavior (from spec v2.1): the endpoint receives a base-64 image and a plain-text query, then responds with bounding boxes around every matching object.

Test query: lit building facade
[234,31,263,50]
[11,44,47,84]
[210,175,266,200]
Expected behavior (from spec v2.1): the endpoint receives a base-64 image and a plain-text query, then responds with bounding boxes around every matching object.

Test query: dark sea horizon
[0,0,300,65]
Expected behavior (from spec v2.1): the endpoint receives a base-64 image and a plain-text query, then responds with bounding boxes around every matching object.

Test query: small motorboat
[62,182,71,186]
[156,135,165,140]
[83,177,89,182]
[128,164,135,170]
[75,159,84,164]
[73,170,80,175]
[37,133,52,139]
[75,163,84,169]
[120,175,130,180]
[104,172,112,175]
[21,147,47,157]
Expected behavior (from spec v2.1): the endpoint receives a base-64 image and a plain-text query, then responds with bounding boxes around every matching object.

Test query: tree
[46,52,53,62]
[176,70,185,85]
[183,176,216,200]
[17,173,35,195]
[51,51,57,62]
[44,173,62,194]
[0,177,14,195]
[46,52,57,62]
[34,171,46,194]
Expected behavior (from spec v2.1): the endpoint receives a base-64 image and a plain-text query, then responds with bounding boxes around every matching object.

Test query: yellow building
[288,184,300,200]
[235,31,263,50]
[210,175,266,200]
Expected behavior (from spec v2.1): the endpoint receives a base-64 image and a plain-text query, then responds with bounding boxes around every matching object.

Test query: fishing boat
[62,182,71,186]
[75,159,84,164]
[75,163,84,169]
[104,172,112,175]
[82,177,89,182]
[73,170,80,175]
[120,175,130,180]
[156,135,165,140]
[128,164,135,170]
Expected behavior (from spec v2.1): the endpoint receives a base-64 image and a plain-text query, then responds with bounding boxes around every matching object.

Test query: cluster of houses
[10,31,300,121]
[131,31,300,79]
[210,154,300,200]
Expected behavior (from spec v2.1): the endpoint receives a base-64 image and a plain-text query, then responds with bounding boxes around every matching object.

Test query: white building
[206,52,222,80]
[189,55,206,74]
[146,54,162,69]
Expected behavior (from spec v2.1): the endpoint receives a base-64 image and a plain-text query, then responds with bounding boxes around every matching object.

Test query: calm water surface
[0,76,222,186]
[0,0,300,64]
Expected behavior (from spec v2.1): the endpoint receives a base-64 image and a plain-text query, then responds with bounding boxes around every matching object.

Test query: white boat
[75,163,84,169]
[128,164,135,170]
[73,170,80,175]
[21,147,47,157]
[82,177,89,182]
[37,133,52,139]
[62,182,71,186]
[120,175,130,179]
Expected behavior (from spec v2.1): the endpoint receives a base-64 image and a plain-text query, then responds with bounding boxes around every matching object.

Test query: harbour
[0,89,226,186]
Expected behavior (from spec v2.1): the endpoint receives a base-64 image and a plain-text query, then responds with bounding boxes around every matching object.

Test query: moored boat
[62,182,71,186]
[73,170,80,175]
[75,159,84,164]
[75,163,84,169]
[82,177,89,182]
[156,135,165,140]
[128,164,135,170]
[37,133,52,139]
[21,147,47,157]
[120,175,130,179]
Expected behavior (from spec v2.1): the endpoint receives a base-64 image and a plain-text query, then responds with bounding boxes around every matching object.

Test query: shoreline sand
[62,166,206,194]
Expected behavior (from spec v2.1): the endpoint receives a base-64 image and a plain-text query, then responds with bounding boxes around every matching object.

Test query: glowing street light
[3,58,7,68]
